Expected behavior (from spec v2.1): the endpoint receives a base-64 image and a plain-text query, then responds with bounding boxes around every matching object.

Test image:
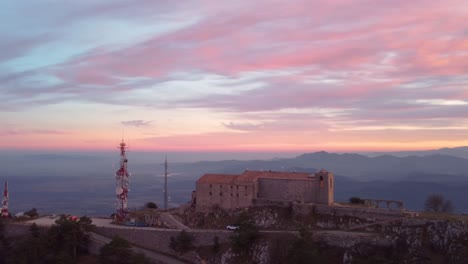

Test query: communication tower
[1,181,9,218]
[115,140,130,222]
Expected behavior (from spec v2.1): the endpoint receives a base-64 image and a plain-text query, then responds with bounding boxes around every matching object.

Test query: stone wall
[295,203,404,218]
[257,178,315,203]
[253,198,291,207]
[94,227,232,263]
[195,171,335,211]
[196,182,254,210]
[315,171,334,205]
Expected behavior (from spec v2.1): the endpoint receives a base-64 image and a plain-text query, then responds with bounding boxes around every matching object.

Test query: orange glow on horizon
[2,137,466,153]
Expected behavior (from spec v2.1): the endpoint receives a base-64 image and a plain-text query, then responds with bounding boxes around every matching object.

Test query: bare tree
[424,194,454,213]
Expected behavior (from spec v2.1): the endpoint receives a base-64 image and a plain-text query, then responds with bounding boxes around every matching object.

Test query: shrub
[24,208,39,218]
[169,230,195,254]
[424,194,454,213]
[230,213,259,252]
[212,236,220,253]
[145,202,158,209]
[349,197,365,205]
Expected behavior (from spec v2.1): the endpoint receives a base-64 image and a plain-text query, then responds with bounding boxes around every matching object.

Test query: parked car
[226,225,240,230]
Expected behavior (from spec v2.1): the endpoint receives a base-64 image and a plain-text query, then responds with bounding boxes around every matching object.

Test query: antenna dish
[115,187,123,195]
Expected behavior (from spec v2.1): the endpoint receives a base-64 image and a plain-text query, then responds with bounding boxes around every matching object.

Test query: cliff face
[340,220,468,264]
[199,219,468,264]
[182,206,468,264]
[376,219,468,264]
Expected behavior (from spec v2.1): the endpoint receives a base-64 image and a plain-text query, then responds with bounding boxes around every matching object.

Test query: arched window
[319,176,324,188]
[330,178,333,189]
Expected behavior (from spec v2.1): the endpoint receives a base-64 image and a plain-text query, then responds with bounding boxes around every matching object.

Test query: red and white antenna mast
[115,140,130,222]
[1,181,9,218]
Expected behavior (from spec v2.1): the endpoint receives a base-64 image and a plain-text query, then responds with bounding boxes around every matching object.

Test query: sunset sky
[1,0,467,152]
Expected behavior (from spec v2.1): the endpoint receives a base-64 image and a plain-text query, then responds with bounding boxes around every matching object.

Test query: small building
[193,169,334,210]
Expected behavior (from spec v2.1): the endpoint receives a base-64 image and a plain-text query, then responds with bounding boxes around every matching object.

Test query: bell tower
[316,169,334,205]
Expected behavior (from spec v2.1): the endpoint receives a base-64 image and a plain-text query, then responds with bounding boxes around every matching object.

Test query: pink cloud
[2,0,467,153]
[0,129,68,136]
[48,0,465,84]
[121,120,153,128]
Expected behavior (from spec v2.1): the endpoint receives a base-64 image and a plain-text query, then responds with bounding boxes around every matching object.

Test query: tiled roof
[196,174,238,184]
[197,170,325,184]
[238,170,314,182]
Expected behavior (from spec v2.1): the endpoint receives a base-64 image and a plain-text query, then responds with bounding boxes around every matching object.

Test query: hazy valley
[2,147,468,216]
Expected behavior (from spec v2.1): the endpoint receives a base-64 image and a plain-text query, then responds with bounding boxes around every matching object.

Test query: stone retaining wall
[4,223,35,237]
[94,227,231,263]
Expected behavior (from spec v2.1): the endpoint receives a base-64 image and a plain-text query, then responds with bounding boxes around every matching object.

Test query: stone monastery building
[193,169,334,210]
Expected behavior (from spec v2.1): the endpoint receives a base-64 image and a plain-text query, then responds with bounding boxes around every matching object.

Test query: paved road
[161,212,190,230]
[27,217,375,237]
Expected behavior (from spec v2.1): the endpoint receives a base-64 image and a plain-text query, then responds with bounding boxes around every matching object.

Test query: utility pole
[164,156,168,211]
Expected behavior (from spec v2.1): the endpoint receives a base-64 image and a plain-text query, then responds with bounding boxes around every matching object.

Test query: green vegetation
[24,208,39,218]
[212,235,220,253]
[1,217,155,264]
[349,197,365,205]
[100,236,153,264]
[286,227,322,264]
[0,220,10,262]
[145,202,158,209]
[230,213,259,253]
[169,230,195,254]
[0,215,94,263]
[48,215,94,260]
[424,194,454,213]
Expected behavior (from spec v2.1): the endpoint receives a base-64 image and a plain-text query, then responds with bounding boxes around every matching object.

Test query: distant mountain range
[362,146,468,159]
[2,148,468,215]
[181,151,468,213]
[188,150,468,181]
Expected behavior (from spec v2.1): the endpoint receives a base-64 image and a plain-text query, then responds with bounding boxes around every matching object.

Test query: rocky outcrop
[182,205,294,230]
[184,205,468,264]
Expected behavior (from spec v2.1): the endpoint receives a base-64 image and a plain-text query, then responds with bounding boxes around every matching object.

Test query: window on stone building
[209,192,212,196]
[319,176,324,188]
[220,192,223,196]
[330,178,333,189]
